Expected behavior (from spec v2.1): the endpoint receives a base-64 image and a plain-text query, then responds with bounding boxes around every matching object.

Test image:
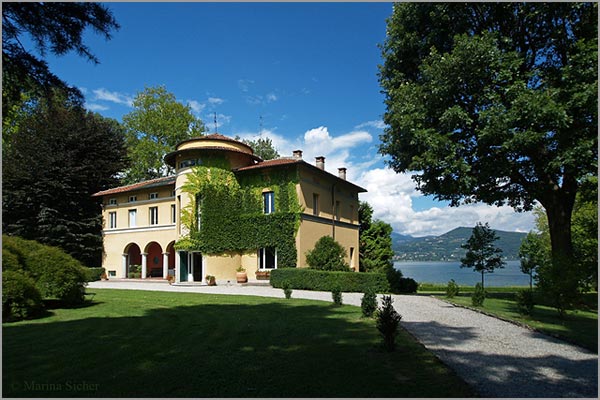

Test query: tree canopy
[2,2,119,115]
[122,86,206,183]
[358,201,394,273]
[2,94,128,267]
[460,222,505,288]
[379,3,598,267]
[239,136,280,160]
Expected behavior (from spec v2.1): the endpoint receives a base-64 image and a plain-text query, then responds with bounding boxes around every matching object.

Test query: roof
[164,145,262,167]
[235,158,367,193]
[174,133,254,153]
[92,176,176,197]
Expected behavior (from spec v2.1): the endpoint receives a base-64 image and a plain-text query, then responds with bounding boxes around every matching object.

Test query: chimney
[293,150,303,159]
[315,156,325,170]
[338,167,347,180]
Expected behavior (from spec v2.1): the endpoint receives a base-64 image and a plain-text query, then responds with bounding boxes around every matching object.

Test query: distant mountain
[393,227,527,261]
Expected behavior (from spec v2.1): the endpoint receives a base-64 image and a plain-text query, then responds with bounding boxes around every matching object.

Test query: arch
[166,241,176,271]
[124,243,142,278]
[145,241,164,278]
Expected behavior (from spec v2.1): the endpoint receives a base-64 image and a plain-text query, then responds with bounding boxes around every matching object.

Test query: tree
[2,94,128,267]
[358,201,394,273]
[358,201,374,235]
[519,232,546,290]
[379,3,597,278]
[2,2,119,116]
[240,136,280,160]
[305,236,349,271]
[122,86,206,183]
[460,223,505,288]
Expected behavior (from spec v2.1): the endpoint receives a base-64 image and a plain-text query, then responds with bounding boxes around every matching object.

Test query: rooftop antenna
[213,112,218,133]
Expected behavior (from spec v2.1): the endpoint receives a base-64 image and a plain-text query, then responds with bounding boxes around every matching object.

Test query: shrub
[376,295,402,352]
[270,268,390,293]
[446,279,460,298]
[128,272,141,279]
[386,268,418,294]
[516,289,535,315]
[332,286,343,306]
[282,281,293,299]
[471,283,486,307]
[361,289,378,317]
[305,236,350,271]
[83,267,105,282]
[2,271,44,322]
[2,235,87,305]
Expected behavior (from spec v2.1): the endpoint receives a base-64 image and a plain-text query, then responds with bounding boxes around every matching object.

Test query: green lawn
[3,289,475,398]
[440,295,598,352]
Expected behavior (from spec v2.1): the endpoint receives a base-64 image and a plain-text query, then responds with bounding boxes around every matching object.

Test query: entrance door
[192,253,203,282]
[179,251,188,282]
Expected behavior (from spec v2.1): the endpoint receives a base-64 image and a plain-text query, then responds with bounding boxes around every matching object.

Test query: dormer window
[108,198,117,205]
[129,195,137,202]
[149,192,158,200]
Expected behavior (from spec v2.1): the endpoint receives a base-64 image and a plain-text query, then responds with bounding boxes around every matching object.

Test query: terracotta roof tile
[92,176,176,197]
[234,158,301,171]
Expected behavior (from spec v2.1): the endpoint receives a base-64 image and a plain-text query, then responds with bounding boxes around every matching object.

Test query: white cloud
[355,120,387,130]
[245,91,279,105]
[187,100,205,114]
[266,92,278,102]
[92,88,133,107]
[238,79,255,92]
[85,103,109,111]
[207,97,224,105]
[356,167,535,237]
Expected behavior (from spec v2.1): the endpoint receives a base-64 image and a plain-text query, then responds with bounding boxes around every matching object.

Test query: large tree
[2,2,119,115]
[122,86,206,183]
[379,3,597,273]
[358,201,395,273]
[460,222,505,288]
[239,136,280,160]
[2,94,128,267]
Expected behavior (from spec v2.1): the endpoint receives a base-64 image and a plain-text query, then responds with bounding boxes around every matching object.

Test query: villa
[93,133,366,283]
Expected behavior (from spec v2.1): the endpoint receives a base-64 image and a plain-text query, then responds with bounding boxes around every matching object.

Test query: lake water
[395,260,530,287]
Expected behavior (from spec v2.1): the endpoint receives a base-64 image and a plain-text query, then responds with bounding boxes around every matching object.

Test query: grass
[3,289,475,398]
[438,293,598,352]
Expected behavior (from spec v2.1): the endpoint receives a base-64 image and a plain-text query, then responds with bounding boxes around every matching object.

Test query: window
[108,198,117,205]
[312,193,320,216]
[335,200,341,221]
[108,270,116,277]
[109,212,117,229]
[171,204,176,224]
[350,247,355,270]
[128,195,137,202]
[258,247,277,270]
[179,158,202,169]
[128,209,137,227]
[149,192,158,200]
[171,190,176,197]
[263,191,275,214]
[149,207,159,225]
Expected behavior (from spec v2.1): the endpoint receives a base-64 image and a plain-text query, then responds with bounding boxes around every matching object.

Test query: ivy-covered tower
[95,133,366,283]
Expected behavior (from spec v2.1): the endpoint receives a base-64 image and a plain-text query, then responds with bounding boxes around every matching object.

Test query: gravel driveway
[88,280,598,398]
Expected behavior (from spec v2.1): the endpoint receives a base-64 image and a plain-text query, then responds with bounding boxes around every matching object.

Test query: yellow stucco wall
[295,219,359,270]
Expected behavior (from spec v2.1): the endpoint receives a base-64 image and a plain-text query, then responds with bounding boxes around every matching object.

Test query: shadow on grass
[2,299,473,398]
[400,319,598,398]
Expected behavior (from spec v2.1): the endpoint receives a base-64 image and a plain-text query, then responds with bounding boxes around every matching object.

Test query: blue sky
[41,2,534,237]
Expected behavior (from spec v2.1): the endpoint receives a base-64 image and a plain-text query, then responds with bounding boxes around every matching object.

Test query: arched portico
[123,243,142,278]
[144,241,164,278]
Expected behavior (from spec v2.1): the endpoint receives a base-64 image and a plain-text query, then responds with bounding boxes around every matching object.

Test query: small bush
[376,295,402,352]
[282,281,293,299]
[2,271,44,322]
[386,268,418,294]
[471,283,486,307]
[332,286,343,306]
[516,289,535,315]
[306,236,350,271]
[270,268,390,293]
[128,272,141,279]
[83,267,105,282]
[446,279,460,298]
[361,289,378,317]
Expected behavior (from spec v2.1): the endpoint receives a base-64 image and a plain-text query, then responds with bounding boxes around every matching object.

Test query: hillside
[393,227,527,261]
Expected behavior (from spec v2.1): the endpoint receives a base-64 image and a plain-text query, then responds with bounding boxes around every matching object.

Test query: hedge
[83,267,105,282]
[270,268,390,293]
[2,270,44,322]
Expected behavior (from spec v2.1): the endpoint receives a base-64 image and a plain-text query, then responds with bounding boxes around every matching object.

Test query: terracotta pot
[236,272,248,283]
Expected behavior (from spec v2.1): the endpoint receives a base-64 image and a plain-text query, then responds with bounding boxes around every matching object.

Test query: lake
[394,260,530,287]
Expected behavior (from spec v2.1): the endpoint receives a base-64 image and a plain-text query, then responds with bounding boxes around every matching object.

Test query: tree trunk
[543,192,575,264]
[481,271,484,288]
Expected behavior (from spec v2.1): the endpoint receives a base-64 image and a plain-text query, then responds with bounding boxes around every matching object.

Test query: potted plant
[236,266,248,283]
[166,274,175,285]
[205,275,217,286]
[100,271,108,281]
[255,270,270,280]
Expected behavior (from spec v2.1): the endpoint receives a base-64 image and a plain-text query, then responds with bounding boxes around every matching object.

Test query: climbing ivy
[175,164,302,267]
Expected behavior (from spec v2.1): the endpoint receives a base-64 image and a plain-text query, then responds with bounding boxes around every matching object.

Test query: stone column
[141,253,148,279]
[188,253,194,282]
[175,252,180,283]
[122,254,128,279]
[162,252,169,279]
